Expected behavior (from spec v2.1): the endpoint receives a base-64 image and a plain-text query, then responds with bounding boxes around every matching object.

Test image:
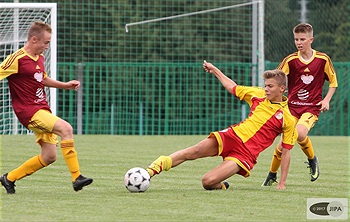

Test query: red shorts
[210,127,255,177]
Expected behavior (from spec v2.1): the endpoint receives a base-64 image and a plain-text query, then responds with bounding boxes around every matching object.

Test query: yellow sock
[61,139,81,181]
[7,154,48,181]
[269,145,282,173]
[299,136,314,159]
[146,155,172,177]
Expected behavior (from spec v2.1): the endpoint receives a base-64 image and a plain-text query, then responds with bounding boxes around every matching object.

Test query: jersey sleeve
[277,52,299,75]
[0,54,19,80]
[277,61,290,75]
[233,85,266,107]
[324,57,338,88]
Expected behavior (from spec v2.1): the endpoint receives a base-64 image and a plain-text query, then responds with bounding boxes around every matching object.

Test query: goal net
[0,3,57,135]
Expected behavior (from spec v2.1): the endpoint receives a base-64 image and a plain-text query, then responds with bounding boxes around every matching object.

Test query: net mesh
[1,0,349,135]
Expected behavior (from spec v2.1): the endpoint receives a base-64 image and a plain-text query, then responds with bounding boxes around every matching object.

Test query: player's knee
[296,126,308,141]
[42,153,56,165]
[64,124,73,135]
[297,134,307,142]
[56,120,73,138]
[201,175,217,190]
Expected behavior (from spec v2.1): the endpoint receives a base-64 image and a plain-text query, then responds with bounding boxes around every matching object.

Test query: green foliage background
[1,0,349,135]
[265,0,350,62]
[3,0,349,63]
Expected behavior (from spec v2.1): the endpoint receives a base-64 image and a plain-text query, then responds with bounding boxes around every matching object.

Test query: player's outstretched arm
[277,147,291,190]
[203,60,237,93]
[43,76,80,91]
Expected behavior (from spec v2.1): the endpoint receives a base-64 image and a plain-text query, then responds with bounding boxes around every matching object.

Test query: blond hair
[263,70,287,87]
[27,21,52,41]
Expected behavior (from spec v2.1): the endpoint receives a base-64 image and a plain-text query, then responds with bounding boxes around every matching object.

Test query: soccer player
[262,23,338,186]
[0,21,93,194]
[145,61,297,190]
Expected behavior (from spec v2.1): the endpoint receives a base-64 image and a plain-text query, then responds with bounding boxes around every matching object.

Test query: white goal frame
[125,0,265,86]
[0,3,57,134]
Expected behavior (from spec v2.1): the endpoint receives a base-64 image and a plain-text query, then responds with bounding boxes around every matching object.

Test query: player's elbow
[224,83,236,93]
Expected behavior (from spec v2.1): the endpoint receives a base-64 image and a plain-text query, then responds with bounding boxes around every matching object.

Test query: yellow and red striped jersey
[0,48,51,127]
[277,50,338,118]
[232,85,297,158]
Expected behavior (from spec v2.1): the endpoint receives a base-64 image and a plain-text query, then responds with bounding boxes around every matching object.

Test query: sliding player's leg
[201,160,241,190]
[146,137,218,177]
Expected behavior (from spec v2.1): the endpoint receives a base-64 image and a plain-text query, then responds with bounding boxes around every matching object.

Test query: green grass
[0,135,348,221]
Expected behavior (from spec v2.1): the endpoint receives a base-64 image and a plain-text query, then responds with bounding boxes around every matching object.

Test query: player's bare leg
[146,137,218,177]
[202,160,240,190]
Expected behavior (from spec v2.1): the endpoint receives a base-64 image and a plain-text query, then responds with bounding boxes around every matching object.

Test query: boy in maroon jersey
[145,61,297,190]
[262,23,338,186]
[0,21,93,194]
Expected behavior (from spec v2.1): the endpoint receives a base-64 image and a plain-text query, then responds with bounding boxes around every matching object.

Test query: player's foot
[306,156,319,182]
[146,162,163,177]
[261,172,277,186]
[73,175,93,191]
[222,181,230,190]
[0,173,16,194]
[146,168,155,177]
[146,156,172,177]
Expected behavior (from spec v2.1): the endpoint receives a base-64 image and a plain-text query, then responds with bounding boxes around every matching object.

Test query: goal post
[0,3,57,135]
[124,0,264,86]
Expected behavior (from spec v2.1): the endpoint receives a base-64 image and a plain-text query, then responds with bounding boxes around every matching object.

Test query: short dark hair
[293,23,313,36]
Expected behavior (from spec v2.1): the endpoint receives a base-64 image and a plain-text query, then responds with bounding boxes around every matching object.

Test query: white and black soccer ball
[124,167,151,192]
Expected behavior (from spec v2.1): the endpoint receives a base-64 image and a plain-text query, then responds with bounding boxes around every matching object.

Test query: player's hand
[203,60,214,73]
[316,100,330,112]
[276,182,286,190]
[66,80,80,91]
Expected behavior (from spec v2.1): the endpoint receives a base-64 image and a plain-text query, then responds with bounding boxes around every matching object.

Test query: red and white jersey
[277,50,338,118]
[0,48,51,127]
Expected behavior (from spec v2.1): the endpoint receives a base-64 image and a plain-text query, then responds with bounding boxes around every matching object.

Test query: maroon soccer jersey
[277,50,338,118]
[0,48,51,127]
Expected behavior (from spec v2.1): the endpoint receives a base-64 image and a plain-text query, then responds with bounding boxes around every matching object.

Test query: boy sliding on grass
[146,61,297,190]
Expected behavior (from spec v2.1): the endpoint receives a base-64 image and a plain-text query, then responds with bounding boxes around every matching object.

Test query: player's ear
[280,85,286,93]
[31,35,38,43]
[309,36,314,44]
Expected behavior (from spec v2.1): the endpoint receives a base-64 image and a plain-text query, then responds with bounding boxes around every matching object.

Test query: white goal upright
[0,3,57,134]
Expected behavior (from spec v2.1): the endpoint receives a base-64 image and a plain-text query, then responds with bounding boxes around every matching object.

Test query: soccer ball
[124,167,151,192]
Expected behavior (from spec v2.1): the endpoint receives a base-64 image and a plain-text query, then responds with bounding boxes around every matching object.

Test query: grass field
[0,135,348,221]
